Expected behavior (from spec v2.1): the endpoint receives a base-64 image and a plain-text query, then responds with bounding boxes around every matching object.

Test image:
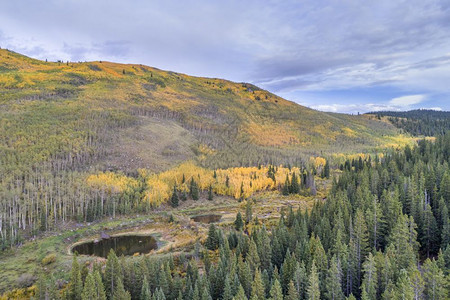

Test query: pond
[72,234,158,258]
[191,214,222,223]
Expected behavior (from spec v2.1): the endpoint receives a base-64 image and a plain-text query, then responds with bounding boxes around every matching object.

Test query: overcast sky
[1,0,450,113]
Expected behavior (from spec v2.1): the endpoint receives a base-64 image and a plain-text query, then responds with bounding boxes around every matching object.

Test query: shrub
[41,253,57,265]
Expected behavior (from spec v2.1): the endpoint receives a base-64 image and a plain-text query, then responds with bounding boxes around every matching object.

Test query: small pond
[72,235,158,258]
[191,214,222,223]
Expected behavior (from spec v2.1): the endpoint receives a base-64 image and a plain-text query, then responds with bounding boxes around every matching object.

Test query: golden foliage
[0,286,35,299]
[309,156,326,168]
[141,161,301,205]
[86,172,138,194]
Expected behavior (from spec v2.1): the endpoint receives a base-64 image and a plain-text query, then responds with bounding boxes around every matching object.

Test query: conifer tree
[325,256,344,300]
[293,261,307,300]
[70,255,83,300]
[193,283,200,300]
[141,275,151,300]
[94,271,107,300]
[323,160,330,179]
[286,281,299,300]
[269,279,283,300]
[361,253,377,300]
[388,214,418,270]
[422,258,448,300]
[409,269,424,300]
[114,278,132,300]
[283,174,290,196]
[307,261,320,300]
[223,275,233,300]
[208,184,214,201]
[290,172,299,194]
[281,250,296,295]
[394,270,414,300]
[205,224,219,250]
[251,269,265,300]
[353,209,369,290]
[82,273,96,300]
[181,190,188,201]
[201,286,211,300]
[105,249,122,299]
[190,178,199,200]
[234,212,244,231]
[171,185,179,207]
[233,284,246,300]
[247,239,260,273]
[421,203,438,258]
[154,288,166,300]
[238,257,252,298]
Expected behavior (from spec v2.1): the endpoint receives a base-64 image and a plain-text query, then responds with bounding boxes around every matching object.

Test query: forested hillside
[0,49,408,248]
[30,134,450,300]
[367,110,450,137]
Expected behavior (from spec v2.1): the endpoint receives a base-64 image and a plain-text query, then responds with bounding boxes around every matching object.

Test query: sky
[1,0,449,114]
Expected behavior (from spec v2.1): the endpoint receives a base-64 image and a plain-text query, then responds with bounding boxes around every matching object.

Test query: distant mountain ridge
[367,109,450,137]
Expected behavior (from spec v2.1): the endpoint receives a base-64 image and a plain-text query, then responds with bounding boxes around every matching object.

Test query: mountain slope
[0,49,404,174]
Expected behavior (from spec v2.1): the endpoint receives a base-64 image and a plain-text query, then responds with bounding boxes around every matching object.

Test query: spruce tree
[114,278,132,300]
[307,261,320,300]
[208,184,214,201]
[234,212,244,231]
[325,256,343,300]
[82,273,96,300]
[323,160,330,179]
[293,261,307,300]
[422,258,448,300]
[361,253,377,300]
[205,224,219,250]
[353,209,369,290]
[234,284,247,300]
[251,269,265,300]
[223,275,233,300]
[240,182,245,201]
[388,214,418,270]
[290,172,299,194]
[105,249,122,299]
[69,255,83,300]
[394,270,414,300]
[286,281,299,300]
[141,275,151,300]
[190,178,199,200]
[181,190,188,201]
[269,279,283,300]
[171,185,179,207]
[283,174,290,196]
[94,271,107,300]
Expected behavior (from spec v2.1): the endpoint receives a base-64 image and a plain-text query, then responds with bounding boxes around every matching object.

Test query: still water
[72,235,157,258]
[191,214,222,223]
